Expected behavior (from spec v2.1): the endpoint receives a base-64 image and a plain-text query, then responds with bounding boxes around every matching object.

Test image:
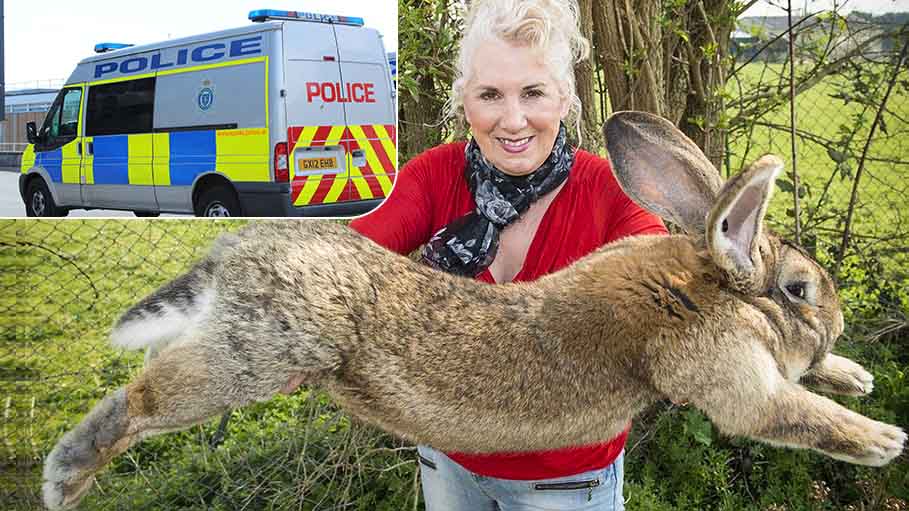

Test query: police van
[20,9,397,217]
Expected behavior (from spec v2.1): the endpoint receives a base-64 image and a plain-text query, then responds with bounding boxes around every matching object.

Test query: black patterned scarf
[421,123,574,277]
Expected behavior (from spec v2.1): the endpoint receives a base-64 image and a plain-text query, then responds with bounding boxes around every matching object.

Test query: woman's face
[463,38,570,177]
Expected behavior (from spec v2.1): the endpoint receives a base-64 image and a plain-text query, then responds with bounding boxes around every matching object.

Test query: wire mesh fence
[729,65,908,239]
[723,24,909,344]
[0,220,419,510]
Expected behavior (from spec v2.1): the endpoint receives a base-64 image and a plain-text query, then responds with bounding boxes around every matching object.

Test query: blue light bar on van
[94,42,134,54]
[248,9,364,26]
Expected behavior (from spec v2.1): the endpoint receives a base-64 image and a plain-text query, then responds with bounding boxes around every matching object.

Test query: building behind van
[20,10,396,217]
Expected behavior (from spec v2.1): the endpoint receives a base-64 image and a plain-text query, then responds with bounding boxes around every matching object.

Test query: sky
[742,0,909,16]
[4,0,397,87]
[4,0,907,87]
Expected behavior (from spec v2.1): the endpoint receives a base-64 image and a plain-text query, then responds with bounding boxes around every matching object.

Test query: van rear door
[334,24,396,205]
[282,22,350,210]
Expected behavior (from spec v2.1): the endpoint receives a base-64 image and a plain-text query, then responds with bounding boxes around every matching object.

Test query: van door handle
[88,142,94,155]
[77,142,82,156]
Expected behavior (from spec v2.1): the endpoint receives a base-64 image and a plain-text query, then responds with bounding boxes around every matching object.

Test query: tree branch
[786,0,802,244]
[730,13,821,77]
[835,30,909,277]
[734,0,762,17]
[727,29,900,121]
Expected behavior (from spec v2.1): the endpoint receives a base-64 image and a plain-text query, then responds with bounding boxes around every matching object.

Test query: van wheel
[25,179,68,217]
[134,211,160,217]
[196,186,241,217]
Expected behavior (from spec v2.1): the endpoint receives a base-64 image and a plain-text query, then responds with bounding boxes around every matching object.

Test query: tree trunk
[399,74,447,163]
[397,0,463,162]
[574,0,603,153]
[594,0,667,116]
[677,0,736,170]
[592,0,734,171]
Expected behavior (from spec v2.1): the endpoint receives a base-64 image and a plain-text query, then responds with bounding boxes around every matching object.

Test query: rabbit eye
[785,282,806,299]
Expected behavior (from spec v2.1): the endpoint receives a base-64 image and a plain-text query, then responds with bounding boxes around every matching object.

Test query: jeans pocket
[532,478,600,491]
[532,477,602,505]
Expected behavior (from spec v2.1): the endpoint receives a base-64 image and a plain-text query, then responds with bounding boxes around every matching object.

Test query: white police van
[20,9,397,217]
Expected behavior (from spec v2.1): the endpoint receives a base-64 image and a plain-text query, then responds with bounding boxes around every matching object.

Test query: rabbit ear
[604,111,725,235]
[706,155,783,290]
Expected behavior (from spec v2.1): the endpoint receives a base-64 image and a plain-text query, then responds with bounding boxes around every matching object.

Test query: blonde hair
[449,0,591,138]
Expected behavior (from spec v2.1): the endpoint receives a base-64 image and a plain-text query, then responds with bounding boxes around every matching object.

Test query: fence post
[786,0,802,245]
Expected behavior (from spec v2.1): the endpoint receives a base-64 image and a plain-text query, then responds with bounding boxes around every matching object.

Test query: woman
[351,0,666,509]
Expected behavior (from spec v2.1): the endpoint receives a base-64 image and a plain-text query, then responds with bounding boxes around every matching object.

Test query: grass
[0,220,239,509]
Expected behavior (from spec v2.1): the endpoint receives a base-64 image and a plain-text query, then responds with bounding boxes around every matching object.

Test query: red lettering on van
[351,83,365,102]
[321,83,337,102]
[306,82,321,102]
[305,82,377,103]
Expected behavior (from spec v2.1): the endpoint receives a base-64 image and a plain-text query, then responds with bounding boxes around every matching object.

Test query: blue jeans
[417,445,625,511]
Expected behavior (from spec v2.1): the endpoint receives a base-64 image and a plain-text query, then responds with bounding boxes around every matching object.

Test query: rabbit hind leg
[42,341,280,510]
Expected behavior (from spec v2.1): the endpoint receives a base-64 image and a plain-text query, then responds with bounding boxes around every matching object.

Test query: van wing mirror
[26,122,38,144]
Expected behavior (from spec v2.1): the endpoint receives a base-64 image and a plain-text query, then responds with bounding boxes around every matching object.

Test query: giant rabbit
[43,111,906,510]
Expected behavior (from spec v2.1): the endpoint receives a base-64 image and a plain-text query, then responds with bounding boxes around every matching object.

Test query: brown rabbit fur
[43,111,906,510]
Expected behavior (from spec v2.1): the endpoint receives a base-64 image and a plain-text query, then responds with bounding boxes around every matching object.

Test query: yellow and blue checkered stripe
[23,57,271,188]
[20,143,81,183]
[23,127,269,186]
[81,128,269,186]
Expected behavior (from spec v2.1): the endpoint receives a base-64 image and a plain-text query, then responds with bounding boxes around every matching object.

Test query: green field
[726,63,909,273]
[1,221,235,508]
[0,220,420,511]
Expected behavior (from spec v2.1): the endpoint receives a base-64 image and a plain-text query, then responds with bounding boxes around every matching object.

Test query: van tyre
[196,186,241,217]
[25,178,68,217]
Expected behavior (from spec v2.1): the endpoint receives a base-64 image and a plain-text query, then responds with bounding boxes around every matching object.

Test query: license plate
[298,157,337,170]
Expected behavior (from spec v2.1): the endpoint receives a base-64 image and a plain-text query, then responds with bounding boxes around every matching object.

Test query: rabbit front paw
[845,365,874,396]
[843,420,907,467]
[804,355,874,396]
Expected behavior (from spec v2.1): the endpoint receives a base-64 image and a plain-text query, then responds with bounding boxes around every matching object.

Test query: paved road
[0,170,188,218]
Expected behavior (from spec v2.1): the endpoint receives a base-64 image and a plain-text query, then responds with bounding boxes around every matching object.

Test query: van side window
[40,87,83,141]
[86,78,156,136]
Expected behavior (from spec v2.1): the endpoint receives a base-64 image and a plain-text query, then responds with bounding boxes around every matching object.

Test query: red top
[351,142,667,480]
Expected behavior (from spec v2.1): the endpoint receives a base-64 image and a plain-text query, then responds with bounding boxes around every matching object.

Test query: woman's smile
[497,135,535,153]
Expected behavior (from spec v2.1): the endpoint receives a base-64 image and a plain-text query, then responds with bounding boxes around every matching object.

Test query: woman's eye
[524,89,544,98]
[785,282,806,299]
[479,91,500,101]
